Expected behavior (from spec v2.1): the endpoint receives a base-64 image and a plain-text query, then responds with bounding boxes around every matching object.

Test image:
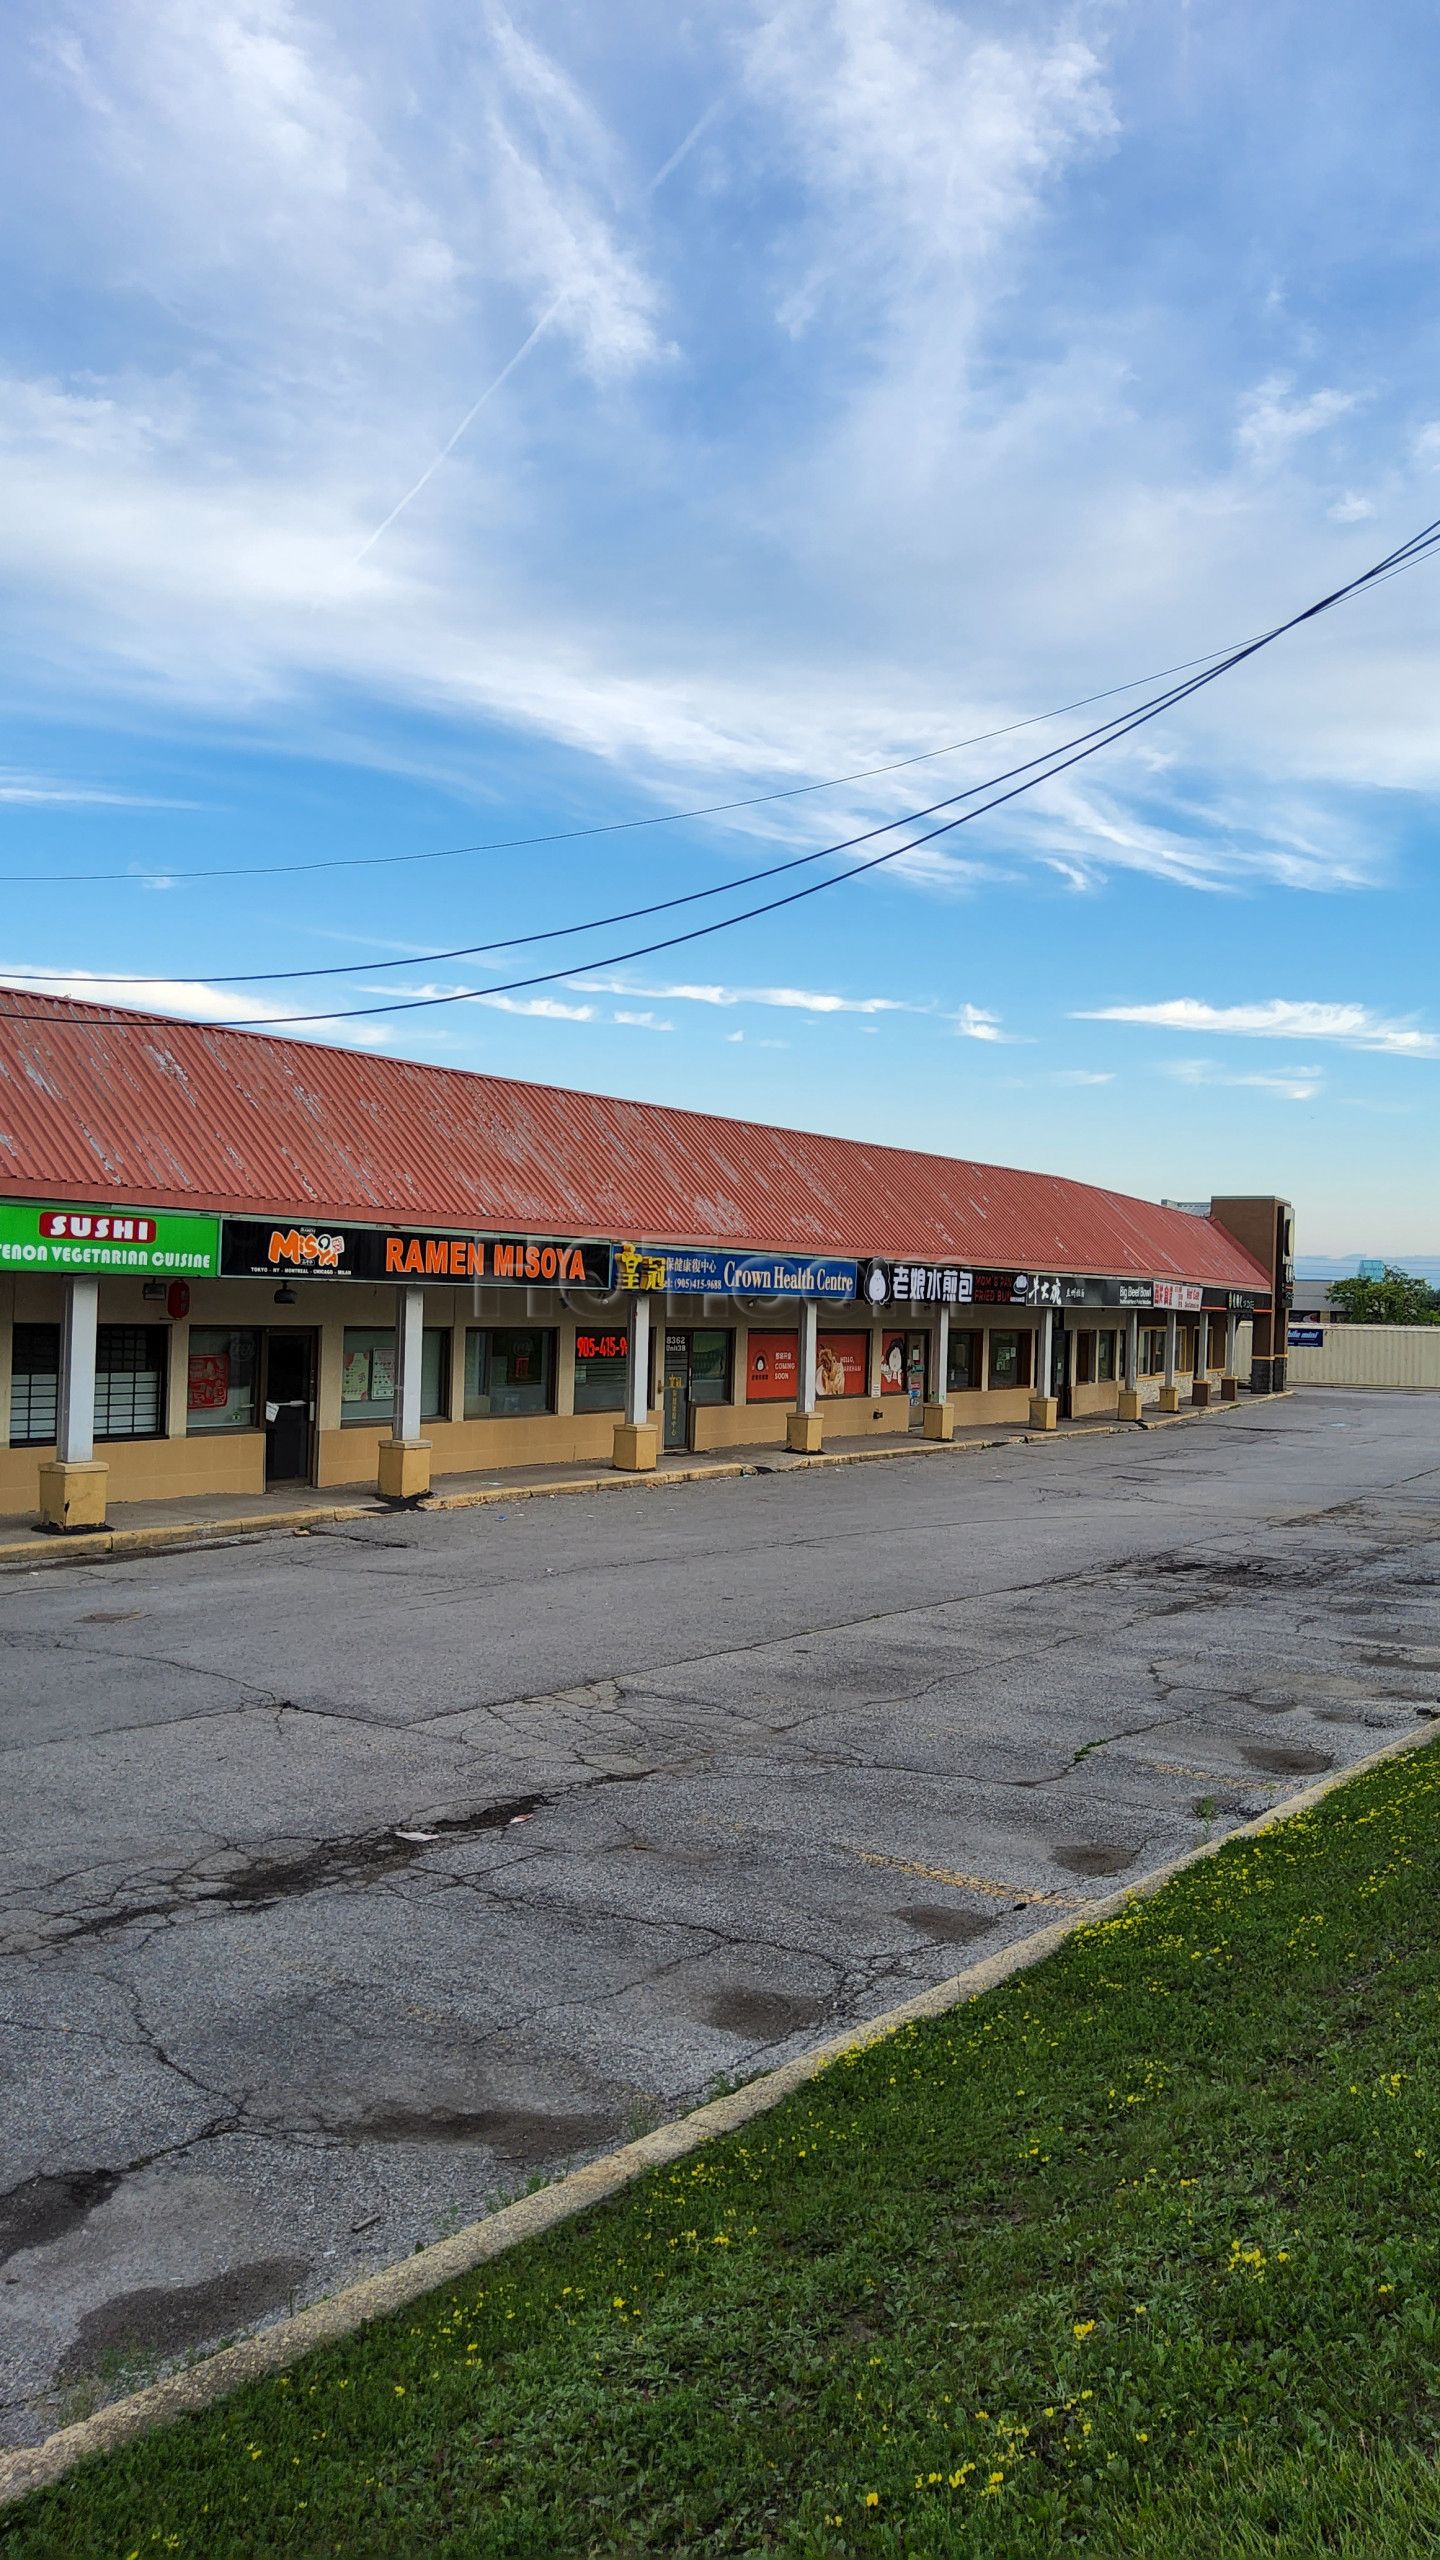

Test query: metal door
[662,1332,690,1452]
[264,1331,315,1484]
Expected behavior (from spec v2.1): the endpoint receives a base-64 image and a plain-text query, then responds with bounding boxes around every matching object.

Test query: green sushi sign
[0,1201,220,1274]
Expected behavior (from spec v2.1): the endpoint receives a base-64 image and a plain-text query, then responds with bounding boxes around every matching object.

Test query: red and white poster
[187,1351,229,1413]
[746,1331,798,1402]
[815,1331,867,1398]
[880,1331,908,1395]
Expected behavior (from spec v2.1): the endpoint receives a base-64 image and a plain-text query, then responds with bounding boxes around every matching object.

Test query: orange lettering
[425,1240,450,1275]
[268,1230,302,1266]
[385,1238,404,1273]
[525,1245,540,1279]
[494,1244,515,1277]
[561,1246,581,1282]
[403,1240,425,1275]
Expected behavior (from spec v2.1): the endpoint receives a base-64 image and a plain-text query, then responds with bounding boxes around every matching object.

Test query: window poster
[746,1331,798,1402]
[341,1347,371,1405]
[815,1331,867,1398]
[187,1351,229,1412]
[369,1343,396,1403]
[880,1332,908,1394]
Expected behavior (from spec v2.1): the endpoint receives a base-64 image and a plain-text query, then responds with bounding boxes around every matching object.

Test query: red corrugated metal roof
[0,994,1272,1289]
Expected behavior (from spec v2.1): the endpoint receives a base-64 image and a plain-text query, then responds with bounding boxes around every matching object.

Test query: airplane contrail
[354,97,724,565]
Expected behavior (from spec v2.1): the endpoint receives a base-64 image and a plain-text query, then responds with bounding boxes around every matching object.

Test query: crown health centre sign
[615,1244,857,1300]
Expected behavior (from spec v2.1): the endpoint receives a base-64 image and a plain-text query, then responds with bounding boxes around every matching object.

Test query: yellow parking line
[847,1846,1087,1910]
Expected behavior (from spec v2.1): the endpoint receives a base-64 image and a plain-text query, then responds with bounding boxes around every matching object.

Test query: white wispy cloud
[1164,1058,1324,1103]
[0,770,195,808]
[570,975,918,1015]
[1075,998,1440,1059]
[951,1003,1010,1042]
[610,1007,673,1030]
[1236,376,1361,465]
[0,968,389,1043]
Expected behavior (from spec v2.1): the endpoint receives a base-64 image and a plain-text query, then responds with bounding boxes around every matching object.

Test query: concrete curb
[0,1687,1417,2516]
[0,1393,1288,1574]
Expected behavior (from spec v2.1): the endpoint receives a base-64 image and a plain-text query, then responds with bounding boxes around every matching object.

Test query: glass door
[662,1331,690,1452]
[906,1332,927,1431]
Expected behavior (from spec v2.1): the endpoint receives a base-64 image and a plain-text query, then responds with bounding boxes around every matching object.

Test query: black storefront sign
[1104,1278,1155,1308]
[221,1221,612,1287]
[860,1260,974,1309]
[971,1270,1086,1308]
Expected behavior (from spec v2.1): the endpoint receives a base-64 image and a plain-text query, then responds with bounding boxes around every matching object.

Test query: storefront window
[1141,1327,1166,1373]
[814,1332,866,1399]
[947,1329,982,1392]
[1097,1330,1118,1382]
[187,1327,259,1433]
[342,1326,449,1424]
[746,1331,798,1402]
[1075,1331,1096,1385]
[96,1326,166,1439]
[9,1323,59,1446]
[574,1326,629,1414]
[465,1327,556,1418]
[688,1329,732,1405]
[422,1328,448,1421]
[987,1330,1031,1390]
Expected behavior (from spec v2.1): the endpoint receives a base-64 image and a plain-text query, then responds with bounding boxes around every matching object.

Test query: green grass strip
[9,1737,1440,2558]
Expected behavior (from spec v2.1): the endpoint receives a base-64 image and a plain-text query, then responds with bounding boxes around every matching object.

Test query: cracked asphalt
[2,1389,1438,2445]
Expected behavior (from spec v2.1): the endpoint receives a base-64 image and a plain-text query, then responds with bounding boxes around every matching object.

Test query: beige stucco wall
[1286,1326,1440,1389]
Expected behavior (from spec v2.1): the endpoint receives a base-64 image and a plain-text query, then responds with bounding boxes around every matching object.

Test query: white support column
[1159,1309,1181,1412]
[614,1291,657,1468]
[378,1284,431,1500]
[38,1276,108,1529]
[1030,1305,1057,1429]
[923,1300,955,1439]
[624,1292,652,1428]
[57,1277,99,1463]
[1221,1307,1240,1400]
[1119,1307,1143,1421]
[787,1299,823,1451]
[796,1299,818,1415]
[395,1285,425,1441]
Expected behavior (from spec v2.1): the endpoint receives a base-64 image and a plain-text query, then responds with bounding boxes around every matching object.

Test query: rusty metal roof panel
[0,995,1272,1289]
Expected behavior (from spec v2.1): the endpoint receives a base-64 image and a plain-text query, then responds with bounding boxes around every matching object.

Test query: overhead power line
[4,512,1438,1035]
[0,642,1256,889]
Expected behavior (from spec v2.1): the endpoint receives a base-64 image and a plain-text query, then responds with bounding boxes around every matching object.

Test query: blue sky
[1,0,1438,1258]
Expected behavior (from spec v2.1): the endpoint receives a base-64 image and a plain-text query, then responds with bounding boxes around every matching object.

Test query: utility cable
[4,510,1437,1032]
[0,640,1259,888]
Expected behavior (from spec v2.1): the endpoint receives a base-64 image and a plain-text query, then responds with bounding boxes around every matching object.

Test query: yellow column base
[377,1438,431,1502]
[786,1410,824,1454]
[1117,1388,1144,1422]
[1028,1394,1059,1431]
[37,1459,109,1532]
[1158,1384,1183,1413]
[1191,1377,1215,1407]
[1220,1374,1240,1402]
[612,1422,659,1472]
[922,1400,955,1441]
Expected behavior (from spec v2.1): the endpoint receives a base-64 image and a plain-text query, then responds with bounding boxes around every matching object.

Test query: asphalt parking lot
[2,1389,1438,2445]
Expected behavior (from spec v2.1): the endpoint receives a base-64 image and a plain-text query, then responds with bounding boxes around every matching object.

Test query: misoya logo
[268,1228,345,1270]
[39,1212,156,1243]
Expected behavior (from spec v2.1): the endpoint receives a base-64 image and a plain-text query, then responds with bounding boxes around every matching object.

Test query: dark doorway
[1051,1317,1072,1420]
[263,1332,316,1486]
[662,1332,692,1453]
[905,1331,927,1431]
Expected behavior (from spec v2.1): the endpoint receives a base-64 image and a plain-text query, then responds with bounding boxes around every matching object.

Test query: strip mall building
[0,996,1291,1529]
